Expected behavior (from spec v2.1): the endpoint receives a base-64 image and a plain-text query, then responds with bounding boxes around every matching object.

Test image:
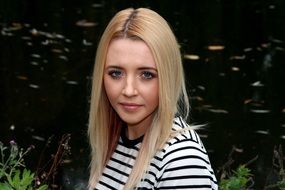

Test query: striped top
[95,117,218,190]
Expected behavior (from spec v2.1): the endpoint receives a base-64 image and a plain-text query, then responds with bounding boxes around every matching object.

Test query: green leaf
[7,173,14,187]
[235,165,251,178]
[37,184,48,190]
[21,169,34,187]
[219,165,252,190]
[0,182,13,190]
[278,179,285,190]
[12,170,21,189]
[0,170,5,179]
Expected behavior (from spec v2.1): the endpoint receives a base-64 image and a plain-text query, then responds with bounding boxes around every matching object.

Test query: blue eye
[108,70,123,79]
[141,71,155,80]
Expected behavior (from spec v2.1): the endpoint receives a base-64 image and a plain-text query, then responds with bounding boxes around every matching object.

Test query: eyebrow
[105,65,157,72]
[105,65,122,70]
[138,67,157,72]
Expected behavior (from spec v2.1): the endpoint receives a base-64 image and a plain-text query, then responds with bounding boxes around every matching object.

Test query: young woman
[88,8,218,190]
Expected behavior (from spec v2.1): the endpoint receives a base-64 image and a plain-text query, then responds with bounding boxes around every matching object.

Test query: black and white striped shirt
[95,117,218,189]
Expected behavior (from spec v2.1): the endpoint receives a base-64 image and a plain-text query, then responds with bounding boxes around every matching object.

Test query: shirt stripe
[95,117,218,190]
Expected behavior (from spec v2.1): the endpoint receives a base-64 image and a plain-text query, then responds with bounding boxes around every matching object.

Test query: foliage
[0,141,48,190]
[264,145,285,190]
[278,180,285,190]
[218,145,285,190]
[219,165,252,190]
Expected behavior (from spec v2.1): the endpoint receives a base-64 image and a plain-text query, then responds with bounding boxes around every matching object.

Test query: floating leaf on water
[231,67,240,71]
[30,28,65,40]
[202,104,213,108]
[255,130,269,135]
[45,32,53,39]
[59,55,68,61]
[207,108,229,114]
[12,22,22,27]
[55,33,65,39]
[26,42,33,46]
[41,40,49,45]
[82,39,93,46]
[21,36,32,40]
[30,54,41,58]
[10,125,15,131]
[66,81,79,85]
[251,81,264,87]
[271,38,283,44]
[92,3,104,8]
[25,127,35,132]
[244,99,252,104]
[197,85,206,91]
[207,45,225,51]
[17,75,28,80]
[230,55,246,60]
[184,54,200,60]
[244,47,253,52]
[65,38,72,43]
[30,61,39,66]
[276,46,285,51]
[76,20,98,27]
[51,48,63,53]
[23,23,30,27]
[29,84,40,89]
[62,159,72,164]
[32,135,45,141]
[280,135,285,140]
[269,5,275,9]
[234,147,244,153]
[30,28,38,35]
[199,134,208,138]
[1,30,13,36]
[256,47,262,51]
[260,43,269,48]
[2,23,22,32]
[250,109,271,114]
[191,96,203,101]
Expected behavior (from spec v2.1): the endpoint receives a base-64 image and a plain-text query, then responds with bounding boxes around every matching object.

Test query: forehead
[105,38,156,68]
[107,38,151,54]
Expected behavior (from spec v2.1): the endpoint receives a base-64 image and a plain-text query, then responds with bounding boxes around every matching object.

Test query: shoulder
[152,117,218,189]
[161,117,209,166]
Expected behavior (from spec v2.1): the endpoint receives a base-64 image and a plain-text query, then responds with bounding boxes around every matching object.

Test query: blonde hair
[88,8,189,189]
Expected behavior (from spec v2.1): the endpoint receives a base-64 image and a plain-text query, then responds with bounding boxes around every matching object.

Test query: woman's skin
[104,38,159,140]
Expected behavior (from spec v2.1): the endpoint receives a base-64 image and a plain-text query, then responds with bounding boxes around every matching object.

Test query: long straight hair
[88,8,189,189]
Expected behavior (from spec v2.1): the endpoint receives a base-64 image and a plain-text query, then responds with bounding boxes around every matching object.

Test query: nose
[122,76,138,97]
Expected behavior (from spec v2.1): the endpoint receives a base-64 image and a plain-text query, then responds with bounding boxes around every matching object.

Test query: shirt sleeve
[156,130,218,190]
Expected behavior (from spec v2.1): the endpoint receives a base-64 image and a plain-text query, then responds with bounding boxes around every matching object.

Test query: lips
[119,102,142,112]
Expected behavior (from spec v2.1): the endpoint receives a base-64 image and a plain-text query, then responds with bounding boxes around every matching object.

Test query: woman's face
[104,38,159,139]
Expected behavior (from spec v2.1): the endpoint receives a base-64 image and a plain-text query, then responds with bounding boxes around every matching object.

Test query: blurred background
[1,0,285,189]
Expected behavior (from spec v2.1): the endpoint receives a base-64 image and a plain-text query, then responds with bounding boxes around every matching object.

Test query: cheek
[104,77,120,102]
[144,82,159,105]
[103,77,113,101]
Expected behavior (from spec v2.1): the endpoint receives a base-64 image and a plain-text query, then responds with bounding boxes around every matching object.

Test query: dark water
[1,0,285,189]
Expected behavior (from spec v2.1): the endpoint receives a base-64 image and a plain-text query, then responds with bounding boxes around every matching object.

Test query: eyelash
[141,71,156,80]
[108,70,122,79]
[107,70,156,80]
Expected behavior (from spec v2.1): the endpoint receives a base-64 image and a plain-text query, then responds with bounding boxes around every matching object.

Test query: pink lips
[119,102,142,111]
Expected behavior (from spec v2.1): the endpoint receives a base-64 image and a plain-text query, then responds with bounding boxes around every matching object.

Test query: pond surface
[1,0,285,189]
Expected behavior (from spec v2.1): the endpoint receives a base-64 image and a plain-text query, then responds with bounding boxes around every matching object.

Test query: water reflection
[1,0,285,189]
